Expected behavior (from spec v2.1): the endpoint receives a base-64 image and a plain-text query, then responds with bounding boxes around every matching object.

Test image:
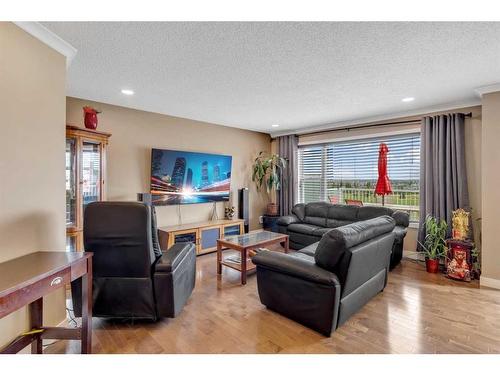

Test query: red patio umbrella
[375,143,392,206]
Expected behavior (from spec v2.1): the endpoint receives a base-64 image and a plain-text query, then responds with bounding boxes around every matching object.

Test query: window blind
[298,133,421,221]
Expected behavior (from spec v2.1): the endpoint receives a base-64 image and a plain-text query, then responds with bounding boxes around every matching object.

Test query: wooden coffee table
[217,231,289,285]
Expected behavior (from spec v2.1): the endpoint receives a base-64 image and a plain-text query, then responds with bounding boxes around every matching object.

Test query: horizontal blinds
[298,133,421,221]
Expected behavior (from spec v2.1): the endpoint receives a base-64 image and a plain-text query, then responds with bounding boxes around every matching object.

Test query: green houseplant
[252,152,287,215]
[418,215,448,273]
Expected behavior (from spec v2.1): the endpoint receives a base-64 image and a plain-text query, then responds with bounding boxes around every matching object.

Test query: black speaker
[238,188,249,233]
[137,193,152,206]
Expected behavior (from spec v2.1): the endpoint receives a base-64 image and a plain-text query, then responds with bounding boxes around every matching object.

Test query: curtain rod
[296,112,473,138]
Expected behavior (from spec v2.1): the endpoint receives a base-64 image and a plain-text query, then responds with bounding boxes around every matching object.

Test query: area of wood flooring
[46,250,500,354]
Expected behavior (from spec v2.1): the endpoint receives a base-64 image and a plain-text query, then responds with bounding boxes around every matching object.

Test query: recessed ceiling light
[402,97,415,102]
[121,89,134,96]
[271,124,280,128]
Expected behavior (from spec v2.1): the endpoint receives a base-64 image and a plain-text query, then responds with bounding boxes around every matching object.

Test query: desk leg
[81,258,92,354]
[29,298,43,354]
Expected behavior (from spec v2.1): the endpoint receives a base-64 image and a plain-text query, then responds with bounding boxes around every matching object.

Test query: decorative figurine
[446,208,476,282]
[225,205,235,220]
[452,208,470,240]
[446,246,472,282]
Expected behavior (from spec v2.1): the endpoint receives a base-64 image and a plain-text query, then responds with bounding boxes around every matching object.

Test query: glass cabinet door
[65,137,77,228]
[81,141,101,210]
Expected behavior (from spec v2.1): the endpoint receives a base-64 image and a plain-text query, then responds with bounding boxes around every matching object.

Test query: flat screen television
[150,148,232,205]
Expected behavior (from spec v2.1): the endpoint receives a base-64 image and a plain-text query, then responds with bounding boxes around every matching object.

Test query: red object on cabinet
[83,106,100,130]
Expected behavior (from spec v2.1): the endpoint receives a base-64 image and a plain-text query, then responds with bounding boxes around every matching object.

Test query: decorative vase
[425,258,440,273]
[225,206,235,220]
[266,203,279,216]
[83,106,100,130]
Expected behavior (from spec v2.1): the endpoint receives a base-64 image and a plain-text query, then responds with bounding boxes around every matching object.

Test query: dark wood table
[0,251,93,354]
[217,231,289,285]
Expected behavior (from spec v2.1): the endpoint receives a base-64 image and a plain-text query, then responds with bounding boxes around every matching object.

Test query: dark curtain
[418,113,470,247]
[277,135,298,216]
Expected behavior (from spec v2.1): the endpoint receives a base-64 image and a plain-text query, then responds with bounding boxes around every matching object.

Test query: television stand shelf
[158,219,245,256]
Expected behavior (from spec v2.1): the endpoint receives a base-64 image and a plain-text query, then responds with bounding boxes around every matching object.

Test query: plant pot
[425,258,440,273]
[266,203,279,216]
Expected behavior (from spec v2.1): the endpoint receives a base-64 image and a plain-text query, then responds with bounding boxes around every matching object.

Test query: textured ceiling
[43,22,500,135]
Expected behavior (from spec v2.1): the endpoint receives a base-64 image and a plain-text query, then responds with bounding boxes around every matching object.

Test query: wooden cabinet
[66,125,111,252]
[158,219,245,256]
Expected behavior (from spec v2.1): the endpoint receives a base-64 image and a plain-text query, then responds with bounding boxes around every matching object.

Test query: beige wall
[290,106,482,254]
[481,91,500,284]
[0,23,67,347]
[66,97,271,230]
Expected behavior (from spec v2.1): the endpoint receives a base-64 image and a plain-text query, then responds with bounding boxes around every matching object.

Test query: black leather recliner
[276,202,409,269]
[253,216,395,337]
[72,201,196,320]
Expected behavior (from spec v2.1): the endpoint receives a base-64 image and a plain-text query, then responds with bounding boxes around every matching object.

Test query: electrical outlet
[259,215,264,224]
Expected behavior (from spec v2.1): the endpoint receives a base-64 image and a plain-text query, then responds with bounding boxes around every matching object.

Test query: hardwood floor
[46,250,500,354]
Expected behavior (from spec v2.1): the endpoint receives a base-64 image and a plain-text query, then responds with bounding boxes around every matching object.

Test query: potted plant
[252,152,287,216]
[418,215,448,273]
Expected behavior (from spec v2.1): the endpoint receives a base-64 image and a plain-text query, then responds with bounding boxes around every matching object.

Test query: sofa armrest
[252,251,340,287]
[154,242,196,273]
[277,214,301,226]
[392,210,410,228]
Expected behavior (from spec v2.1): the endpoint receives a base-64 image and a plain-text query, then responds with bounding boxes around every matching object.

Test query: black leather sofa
[252,216,396,336]
[72,201,196,320]
[276,202,409,269]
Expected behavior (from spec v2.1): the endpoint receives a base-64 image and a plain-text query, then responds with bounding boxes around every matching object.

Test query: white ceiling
[43,22,500,135]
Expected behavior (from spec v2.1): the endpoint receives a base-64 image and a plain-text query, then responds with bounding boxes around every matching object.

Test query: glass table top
[221,231,286,247]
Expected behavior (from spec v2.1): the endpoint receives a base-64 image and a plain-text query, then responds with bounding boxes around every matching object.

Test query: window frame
[297,131,421,222]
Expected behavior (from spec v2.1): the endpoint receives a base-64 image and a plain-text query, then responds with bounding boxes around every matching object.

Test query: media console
[158,219,245,256]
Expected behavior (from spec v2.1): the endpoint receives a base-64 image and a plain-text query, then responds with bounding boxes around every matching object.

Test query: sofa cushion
[298,242,319,257]
[327,204,359,221]
[289,232,320,248]
[288,223,319,236]
[277,215,301,226]
[313,227,333,237]
[292,203,306,221]
[304,202,329,227]
[314,216,396,273]
[326,218,355,229]
[357,206,393,221]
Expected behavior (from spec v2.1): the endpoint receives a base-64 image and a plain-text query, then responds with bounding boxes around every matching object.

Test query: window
[298,133,421,222]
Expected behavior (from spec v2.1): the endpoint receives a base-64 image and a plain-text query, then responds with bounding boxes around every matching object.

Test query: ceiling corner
[14,22,77,68]
[475,83,500,98]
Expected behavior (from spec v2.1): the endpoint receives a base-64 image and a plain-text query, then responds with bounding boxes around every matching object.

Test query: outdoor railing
[301,186,420,222]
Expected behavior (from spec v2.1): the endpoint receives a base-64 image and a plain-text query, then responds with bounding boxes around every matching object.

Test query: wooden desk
[0,251,93,354]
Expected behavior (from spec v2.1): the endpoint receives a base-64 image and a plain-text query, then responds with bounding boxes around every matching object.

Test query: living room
[2,1,500,372]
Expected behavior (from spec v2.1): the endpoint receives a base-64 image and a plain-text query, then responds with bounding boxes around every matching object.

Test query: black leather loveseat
[276,202,409,269]
[253,216,395,336]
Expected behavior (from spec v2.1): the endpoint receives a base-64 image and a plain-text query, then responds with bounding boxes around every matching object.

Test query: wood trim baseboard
[480,276,500,290]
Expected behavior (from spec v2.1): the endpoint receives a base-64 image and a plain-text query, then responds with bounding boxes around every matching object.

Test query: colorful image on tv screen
[150,148,232,205]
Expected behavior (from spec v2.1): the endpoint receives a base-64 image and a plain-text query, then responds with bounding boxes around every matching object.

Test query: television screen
[150,148,232,205]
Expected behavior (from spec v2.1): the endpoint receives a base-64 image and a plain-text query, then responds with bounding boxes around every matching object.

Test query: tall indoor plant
[252,151,287,216]
[418,215,448,273]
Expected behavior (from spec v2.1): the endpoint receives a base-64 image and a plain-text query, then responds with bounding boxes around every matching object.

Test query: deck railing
[301,186,420,222]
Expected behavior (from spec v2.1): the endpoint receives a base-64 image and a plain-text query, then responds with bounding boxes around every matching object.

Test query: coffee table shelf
[216,231,289,285]
[221,256,256,273]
